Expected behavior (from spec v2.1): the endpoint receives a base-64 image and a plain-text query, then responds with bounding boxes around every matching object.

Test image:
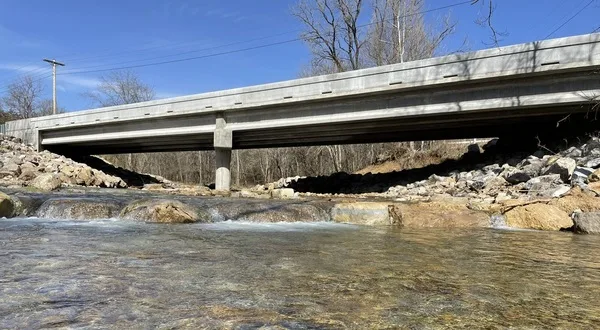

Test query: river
[1,218,599,329]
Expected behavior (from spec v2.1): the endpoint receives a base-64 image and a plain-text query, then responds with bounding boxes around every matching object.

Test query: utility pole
[43,59,65,115]
[397,0,407,63]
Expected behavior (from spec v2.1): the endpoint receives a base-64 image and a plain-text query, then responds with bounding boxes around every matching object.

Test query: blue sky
[0,0,599,111]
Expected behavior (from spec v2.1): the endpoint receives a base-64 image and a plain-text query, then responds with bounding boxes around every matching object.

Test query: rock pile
[0,135,126,191]
[385,137,600,203]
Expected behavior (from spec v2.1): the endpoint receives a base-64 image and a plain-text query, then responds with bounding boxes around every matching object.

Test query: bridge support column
[214,112,232,191]
[215,148,231,191]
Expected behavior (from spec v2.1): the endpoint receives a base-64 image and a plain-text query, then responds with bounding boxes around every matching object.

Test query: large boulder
[503,203,573,231]
[550,187,600,214]
[572,212,600,234]
[542,157,577,183]
[120,199,208,223]
[331,202,391,225]
[388,201,490,228]
[30,173,62,191]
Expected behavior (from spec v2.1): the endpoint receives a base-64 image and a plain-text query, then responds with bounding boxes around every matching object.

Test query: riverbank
[2,132,600,233]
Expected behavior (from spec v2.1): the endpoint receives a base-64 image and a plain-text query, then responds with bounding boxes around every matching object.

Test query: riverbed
[1,219,599,329]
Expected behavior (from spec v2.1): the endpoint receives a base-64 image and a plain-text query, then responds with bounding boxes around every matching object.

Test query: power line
[594,25,600,33]
[60,0,474,76]
[61,39,300,75]
[60,31,301,74]
[0,0,474,92]
[541,0,587,34]
[545,0,596,39]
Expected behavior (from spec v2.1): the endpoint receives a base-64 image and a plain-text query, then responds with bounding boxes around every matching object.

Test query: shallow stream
[1,219,599,328]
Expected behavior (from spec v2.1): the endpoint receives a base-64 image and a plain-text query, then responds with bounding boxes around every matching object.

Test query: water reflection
[1,219,599,328]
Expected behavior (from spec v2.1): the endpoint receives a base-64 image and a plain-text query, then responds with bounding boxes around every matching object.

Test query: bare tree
[2,76,45,119]
[471,0,506,46]
[292,0,366,74]
[84,70,155,107]
[367,0,456,66]
[38,99,65,116]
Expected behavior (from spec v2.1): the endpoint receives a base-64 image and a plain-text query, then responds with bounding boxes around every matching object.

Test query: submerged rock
[211,201,329,223]
[36,198,124,220]
[572,212,600,234]
[120,199,208,223]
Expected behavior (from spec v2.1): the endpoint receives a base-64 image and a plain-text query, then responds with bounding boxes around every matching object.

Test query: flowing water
[1,218,600,329]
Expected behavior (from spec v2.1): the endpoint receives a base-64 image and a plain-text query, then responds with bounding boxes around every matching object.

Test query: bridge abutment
[214,112,232,191]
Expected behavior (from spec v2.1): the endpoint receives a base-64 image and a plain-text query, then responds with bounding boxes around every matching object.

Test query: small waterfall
[35,197,125,220]
[490,214,509,229]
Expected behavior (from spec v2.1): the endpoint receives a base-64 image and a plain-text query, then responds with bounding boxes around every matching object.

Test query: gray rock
[526,174,565,197]
[1,162,20,176]
[572,167,594,185]
[503,169,531,184]
[583,137,600,156]
[573,212,600,234]
[271,188,296,199]
[482,164,502,175]
[18,170,38,181]
[542,157,577,183]
[30,173,62,191]
[551,185,571,198]
[428,174,447,183]
[495,192,512,203]
[563,146,583,158]
[585,157,600,169]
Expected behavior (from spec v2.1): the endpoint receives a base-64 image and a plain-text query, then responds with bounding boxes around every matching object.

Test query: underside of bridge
[43,104,598,156]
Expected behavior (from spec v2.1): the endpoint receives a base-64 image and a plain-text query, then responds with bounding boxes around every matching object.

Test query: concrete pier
[214,112,232,191]
[215,148,231,191]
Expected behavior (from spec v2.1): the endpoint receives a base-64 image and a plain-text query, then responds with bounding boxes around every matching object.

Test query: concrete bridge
[4,33,600,190]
